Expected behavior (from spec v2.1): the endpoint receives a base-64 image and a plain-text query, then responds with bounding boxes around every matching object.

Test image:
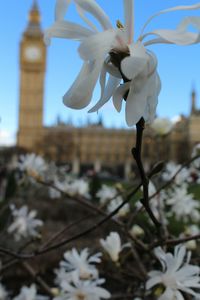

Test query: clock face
[25,46,42,62]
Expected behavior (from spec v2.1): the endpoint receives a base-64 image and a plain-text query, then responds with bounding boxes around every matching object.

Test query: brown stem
[132,118,161,229]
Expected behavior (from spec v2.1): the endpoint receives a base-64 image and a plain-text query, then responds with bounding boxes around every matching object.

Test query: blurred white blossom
[107,196,130,218]
[130,224,144,237]
[100,232,122,262]
[96,185,117,205]
[162,162,191,185]
[13,284,48,300]
[146,244,200,300]
[8,205,43,241]
[56,248,101,283]
[54,273,110,300]
[151,117,173,136]
[18,154,47,179]
[49,178,89,199]
[166,185,200,222]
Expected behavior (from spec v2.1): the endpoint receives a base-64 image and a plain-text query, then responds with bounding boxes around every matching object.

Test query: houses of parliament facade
[17,1,200,176]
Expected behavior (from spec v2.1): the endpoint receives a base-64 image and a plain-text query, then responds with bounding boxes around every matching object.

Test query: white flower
[96,185,117,205]
[55,274,110,300]
[100,232,122,262]
[0,283,8,300]
[50,178,89,198]
[13,284,48,300]
[129,224,144,237]
[162,162,191,185]
[45,0,200,126]
[151,117,173,136]
[18,153,47,179]
[107,196,130,218]
[57,248,101,282]
[7,205,43,241]
[146,244,200,300]
[68,179,89,197]
[166,185,200,222]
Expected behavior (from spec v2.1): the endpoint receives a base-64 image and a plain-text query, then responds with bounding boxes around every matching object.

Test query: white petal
[92,286,111,299]
[112,82,130,112]
[158,288,174,300]
[123,0,134,43]
[143,72,161,123]
[146,276,162,290]
[99,64,107,101]
[74,0,112,30]
[121,56,148,80]
[78,29,117,61]
[76,4,98,32]
[89,75,120,112]
[63,60,102,109]
[140,2,200,37]
[143,29,199,46]
[121,43,148,80]
[125,84,148,126]
[104,56,122,79]
[44,20,93,45]
[55,0,71,21]
[178,16,200,31]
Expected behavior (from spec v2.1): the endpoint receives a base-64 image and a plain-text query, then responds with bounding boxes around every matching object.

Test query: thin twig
[132,118,160,229]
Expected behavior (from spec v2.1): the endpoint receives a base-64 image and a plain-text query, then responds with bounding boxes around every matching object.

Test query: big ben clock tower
[17,0,46,150]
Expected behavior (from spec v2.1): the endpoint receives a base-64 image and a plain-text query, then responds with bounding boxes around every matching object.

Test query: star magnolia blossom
[13,284,48,300]
[55,274,110,300]
[7,205,43,241]
[146,245,200,300]
[58,248,101,281]
[45,0,200,126]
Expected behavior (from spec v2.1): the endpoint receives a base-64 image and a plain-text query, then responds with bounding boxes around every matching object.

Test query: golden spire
[29,0,40,24]
[191,83,197,115]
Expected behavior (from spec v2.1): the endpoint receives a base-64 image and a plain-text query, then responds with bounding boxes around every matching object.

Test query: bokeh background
[1,0,200,146]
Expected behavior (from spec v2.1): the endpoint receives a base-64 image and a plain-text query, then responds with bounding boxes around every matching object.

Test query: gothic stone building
[17,1,200,176]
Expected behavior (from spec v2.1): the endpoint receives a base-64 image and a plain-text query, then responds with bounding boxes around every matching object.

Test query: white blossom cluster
[54,248,110,300]
[96,184,130,218]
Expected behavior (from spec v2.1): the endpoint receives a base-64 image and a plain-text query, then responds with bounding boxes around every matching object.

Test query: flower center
[76,292,86,300]
[162,274,178,290]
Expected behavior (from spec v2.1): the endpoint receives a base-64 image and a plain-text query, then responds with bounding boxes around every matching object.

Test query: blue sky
[0,0,200,145]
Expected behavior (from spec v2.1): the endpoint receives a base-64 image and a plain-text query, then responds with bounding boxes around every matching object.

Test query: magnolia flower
[151,117,173,136]
[129,224,144,237]
[100,232,122,262]
[7,205,43,241]
[96,185,117,205]
[68,179,89,197]
[162,162,191,185]
[166,185,200,222]
[57,248,101,281]
[55,273,110,300]
[45,0,200,126]
[107,196,130,218]
[146,244,200,300]
[18,153,47,179]
[50,178,89,199]
[13,284,48,300]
